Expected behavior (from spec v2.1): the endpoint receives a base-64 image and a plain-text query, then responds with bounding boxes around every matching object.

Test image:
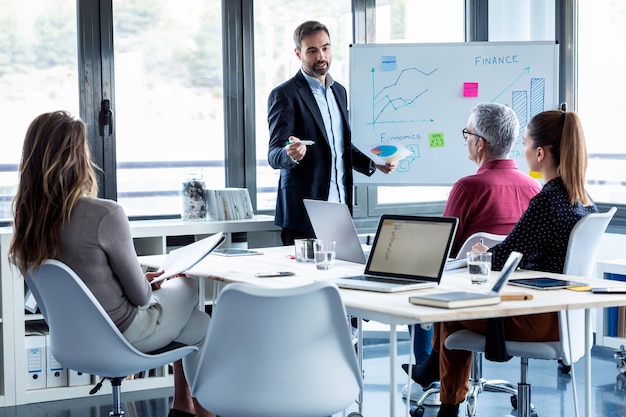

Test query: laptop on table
[303,199,369,264]
[331,214,458,292]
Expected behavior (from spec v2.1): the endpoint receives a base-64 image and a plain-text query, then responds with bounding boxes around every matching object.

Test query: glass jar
[181,170,206,220]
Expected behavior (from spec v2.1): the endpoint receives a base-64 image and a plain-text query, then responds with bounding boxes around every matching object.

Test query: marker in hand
[286,140,315,146]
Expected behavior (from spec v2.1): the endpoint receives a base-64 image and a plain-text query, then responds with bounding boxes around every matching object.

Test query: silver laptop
[332,214,458,292]
[303,199,368,264]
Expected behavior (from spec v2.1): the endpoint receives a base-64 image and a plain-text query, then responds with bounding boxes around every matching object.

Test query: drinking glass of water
[314,240,336,270]
[466,251,492,285]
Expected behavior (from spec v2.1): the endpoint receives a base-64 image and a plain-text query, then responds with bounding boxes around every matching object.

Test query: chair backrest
[563,207,616,278]
[25,260,197,378]
[190,281,362,417]
[455,231,506,259]
[559,207,616,364]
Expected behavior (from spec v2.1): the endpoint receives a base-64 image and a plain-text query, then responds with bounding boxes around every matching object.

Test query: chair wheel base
[510,393,537,415]
[614,345,626,374]
[558,359,571,374]
[409,405,425,417]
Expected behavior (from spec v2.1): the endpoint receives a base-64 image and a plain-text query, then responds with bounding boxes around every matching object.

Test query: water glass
[314,240,336,270]
[467,252,492,285]
[294,238,315,263]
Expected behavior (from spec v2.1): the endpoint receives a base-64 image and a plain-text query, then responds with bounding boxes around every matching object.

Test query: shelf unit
[1,216,279,406]
[596,259,626,350]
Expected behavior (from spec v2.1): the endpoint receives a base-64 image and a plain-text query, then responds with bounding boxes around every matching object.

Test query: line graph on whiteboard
[370,66,438,127]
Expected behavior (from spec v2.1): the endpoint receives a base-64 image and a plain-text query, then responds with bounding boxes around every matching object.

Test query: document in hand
[152,232,226,283]
[355,140,413,165]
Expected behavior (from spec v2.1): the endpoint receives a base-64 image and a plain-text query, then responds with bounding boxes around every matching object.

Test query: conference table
[140,245,626,417]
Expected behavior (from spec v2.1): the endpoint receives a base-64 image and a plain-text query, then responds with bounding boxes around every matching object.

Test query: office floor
[3,338,626,417]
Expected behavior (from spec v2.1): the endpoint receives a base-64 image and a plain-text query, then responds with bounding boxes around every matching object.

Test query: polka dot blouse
[489,176,598,273]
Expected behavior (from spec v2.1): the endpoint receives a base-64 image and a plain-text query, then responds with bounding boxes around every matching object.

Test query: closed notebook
[409,251,523,309]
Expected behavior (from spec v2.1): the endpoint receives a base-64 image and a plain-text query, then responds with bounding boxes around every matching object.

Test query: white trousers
[122,276,210,383]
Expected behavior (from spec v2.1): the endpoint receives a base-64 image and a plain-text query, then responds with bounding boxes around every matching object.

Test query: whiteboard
[349,41,559,185]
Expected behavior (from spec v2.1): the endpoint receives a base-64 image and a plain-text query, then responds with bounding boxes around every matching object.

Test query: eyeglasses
[462,128,487,143]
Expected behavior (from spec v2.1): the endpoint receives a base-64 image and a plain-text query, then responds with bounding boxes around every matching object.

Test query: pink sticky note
[463,82,479,97]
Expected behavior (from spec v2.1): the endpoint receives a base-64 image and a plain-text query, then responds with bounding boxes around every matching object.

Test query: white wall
[598,233,626,266]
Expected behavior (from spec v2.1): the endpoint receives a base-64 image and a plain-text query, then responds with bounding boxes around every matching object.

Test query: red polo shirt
[443,159,541,257]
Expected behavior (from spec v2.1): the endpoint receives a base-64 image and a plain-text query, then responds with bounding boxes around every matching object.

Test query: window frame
[2,0,623,232]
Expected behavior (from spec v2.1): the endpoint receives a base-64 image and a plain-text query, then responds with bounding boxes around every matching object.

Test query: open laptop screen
[366,216,457,280]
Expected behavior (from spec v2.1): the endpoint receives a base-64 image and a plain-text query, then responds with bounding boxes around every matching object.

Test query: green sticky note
[429,132,445,148]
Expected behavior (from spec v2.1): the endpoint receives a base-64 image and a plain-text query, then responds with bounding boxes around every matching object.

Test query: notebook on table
[331,214,458,293]
[303,199,368,264]
[409,251,523,309]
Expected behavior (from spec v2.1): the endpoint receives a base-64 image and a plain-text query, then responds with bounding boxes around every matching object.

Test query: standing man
[267,20,396,245]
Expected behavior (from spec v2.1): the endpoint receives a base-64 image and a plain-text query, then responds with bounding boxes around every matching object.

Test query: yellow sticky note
[567,285,592,291]
[530,171,543,179]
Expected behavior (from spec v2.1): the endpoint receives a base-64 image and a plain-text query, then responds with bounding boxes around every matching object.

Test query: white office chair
[25,259,198,417]
[454,231,507,259]
[190,281,363,417]
[443,207,617,417]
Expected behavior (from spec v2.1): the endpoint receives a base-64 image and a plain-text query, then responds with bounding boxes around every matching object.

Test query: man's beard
[308,61,330,77]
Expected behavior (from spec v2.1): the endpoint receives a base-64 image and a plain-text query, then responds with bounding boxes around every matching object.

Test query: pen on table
[286,140,316,146]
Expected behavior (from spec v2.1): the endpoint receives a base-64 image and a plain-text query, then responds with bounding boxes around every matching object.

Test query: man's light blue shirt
[301,69,346,203]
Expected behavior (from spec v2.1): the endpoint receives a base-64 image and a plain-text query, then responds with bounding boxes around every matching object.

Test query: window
[578,1,626,204]
[113,0,224,217]
[253,0,352,211]
[0,0,79,222]
[373,0,465,206]
[374,0,464,44]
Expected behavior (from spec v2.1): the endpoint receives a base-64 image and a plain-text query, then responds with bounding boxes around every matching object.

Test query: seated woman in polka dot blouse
[407,109,598,417]
[486,110,598,273]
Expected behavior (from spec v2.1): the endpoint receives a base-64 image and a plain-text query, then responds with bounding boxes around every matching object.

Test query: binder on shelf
[25,333,46,390]
[68,369,92,387]
[607,273,626,337]
[618,306,626,338]
[45,334,68,388]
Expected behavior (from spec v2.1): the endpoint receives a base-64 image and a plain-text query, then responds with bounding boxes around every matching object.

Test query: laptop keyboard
[347,275,419,285]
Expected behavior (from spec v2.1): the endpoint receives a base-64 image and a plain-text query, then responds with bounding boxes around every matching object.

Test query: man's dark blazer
[267,70,375,236]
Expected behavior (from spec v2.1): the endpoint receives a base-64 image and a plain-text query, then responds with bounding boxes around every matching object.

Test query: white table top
[140,245,626,325]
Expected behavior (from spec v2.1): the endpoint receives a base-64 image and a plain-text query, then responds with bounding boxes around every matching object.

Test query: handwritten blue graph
[371,67,438,126]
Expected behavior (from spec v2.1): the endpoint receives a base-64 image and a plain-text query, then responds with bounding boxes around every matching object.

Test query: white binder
[25,333,46,390]
[68,369,92,386]
[45,334,68,387]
